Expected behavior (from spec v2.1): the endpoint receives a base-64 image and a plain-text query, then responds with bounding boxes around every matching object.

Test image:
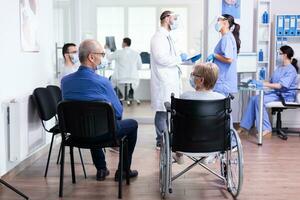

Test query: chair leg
[70,146,76,184]
[59,145,65,197]
[44,134,55,177]
[276,111,288,140]
[125,139,130,185]
[78,148,87,179]
[118,141,124,199]
[56,143,62,164]
[0,179,29,200]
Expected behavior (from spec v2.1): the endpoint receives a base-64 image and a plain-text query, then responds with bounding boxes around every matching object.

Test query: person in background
[60,43,79,81]
[206,14,241,97]
[61,39,138,182]
[238,45,299,137]
[173,62,225,164]
[150,10,188,149]
[107,37,142,101]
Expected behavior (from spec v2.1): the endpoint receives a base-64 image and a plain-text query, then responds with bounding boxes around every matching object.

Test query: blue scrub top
[213,32,238,95]
[267,64,298,102]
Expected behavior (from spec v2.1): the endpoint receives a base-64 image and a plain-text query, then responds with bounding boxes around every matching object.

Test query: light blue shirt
[61,66,123,120]
[267,64,298,102]
[213,32,238,95]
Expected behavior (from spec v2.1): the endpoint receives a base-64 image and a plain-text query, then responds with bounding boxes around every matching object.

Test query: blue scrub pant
[90,119,138,171]
[240,93,280,132]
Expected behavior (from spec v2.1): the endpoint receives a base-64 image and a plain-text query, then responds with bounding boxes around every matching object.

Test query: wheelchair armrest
[164,102,171,112]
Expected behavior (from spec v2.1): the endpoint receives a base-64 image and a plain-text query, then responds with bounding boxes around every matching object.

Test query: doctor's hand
[180,53,188,62]
[206,54,215,62]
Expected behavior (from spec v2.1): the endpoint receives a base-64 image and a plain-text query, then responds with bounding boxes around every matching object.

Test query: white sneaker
[172,152,184,165]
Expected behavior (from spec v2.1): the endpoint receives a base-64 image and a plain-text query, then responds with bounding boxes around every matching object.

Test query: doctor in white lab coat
[150,10,188,147]
[107,37,142,90]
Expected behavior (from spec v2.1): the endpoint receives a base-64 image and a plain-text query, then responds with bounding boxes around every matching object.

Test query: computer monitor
[237,52,257,73]
[105,36,117,52]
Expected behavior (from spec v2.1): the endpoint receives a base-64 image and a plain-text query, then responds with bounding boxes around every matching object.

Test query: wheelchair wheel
[226,129,244,198]
[159,131,171,199]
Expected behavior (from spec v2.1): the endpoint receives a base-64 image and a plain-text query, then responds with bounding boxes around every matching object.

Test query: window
[128,7,156,52]
[97,7,124,49]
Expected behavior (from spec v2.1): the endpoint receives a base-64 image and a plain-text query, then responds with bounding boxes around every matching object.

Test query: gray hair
[78,39,100,63]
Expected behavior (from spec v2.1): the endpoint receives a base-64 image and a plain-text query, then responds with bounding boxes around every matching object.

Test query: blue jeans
[155,111,168,143]
[90,119,138,171]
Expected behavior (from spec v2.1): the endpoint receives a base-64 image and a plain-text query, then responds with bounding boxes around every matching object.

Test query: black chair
[159,95,244,198]
[32,87,86,178]
[140,52,150,64]
[46,85,86,172]
[57,101,130,198]
[46,85,62,107]
[266,88,300,140]
[0,179,28,199]
[46,85,63,164]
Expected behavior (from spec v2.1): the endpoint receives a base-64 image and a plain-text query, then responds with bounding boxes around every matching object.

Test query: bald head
[79,39,103,63]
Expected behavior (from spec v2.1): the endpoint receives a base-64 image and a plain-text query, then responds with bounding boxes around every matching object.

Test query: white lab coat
[150,27,182,111]
[107,47,142,89]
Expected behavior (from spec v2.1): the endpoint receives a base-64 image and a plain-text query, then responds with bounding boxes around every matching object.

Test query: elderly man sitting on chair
[61,39,138,181]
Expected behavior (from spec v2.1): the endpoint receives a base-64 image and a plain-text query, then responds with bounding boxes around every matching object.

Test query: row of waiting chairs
[32,85,130,199]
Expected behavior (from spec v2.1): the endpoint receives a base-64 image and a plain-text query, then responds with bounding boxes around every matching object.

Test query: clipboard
[181,54,201,65]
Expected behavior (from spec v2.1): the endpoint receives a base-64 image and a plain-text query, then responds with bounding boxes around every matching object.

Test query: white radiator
[6,95,44,162]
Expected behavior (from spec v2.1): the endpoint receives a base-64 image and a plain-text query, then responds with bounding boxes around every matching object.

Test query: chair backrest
[47,85,62,106]
[170,96,231,153]
[140,52,150,64]
[33,87,57,121]
[57,101,117,142]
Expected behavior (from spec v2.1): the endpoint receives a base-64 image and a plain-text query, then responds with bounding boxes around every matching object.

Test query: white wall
[0,1,54,176]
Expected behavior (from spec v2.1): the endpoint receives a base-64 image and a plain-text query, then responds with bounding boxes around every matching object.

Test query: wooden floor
[1,124,300,200]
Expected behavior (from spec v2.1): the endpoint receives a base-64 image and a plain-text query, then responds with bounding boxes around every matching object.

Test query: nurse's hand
[206,54,215,62]
[249,80,263,89]
[180,53,188,61]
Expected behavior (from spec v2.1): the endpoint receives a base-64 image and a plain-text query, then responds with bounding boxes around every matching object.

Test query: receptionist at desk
[238,45,299,137]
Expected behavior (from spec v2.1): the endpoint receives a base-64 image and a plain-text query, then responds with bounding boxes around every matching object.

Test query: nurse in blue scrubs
[239,45,299,136]
[207,14,241,96]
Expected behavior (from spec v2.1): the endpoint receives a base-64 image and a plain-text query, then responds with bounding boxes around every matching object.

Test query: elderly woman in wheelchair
[159,63,243,198]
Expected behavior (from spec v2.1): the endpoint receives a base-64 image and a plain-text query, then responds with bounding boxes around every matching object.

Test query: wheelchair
[159,94,244,198]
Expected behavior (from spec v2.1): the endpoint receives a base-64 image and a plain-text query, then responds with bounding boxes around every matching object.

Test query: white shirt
[150,27,182,111]
[107,47,142,89]
[180,90,226,100]
[59,64,79,82]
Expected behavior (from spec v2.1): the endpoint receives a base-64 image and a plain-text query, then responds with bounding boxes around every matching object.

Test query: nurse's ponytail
[291,58,298,73]
[280,45,299,73]
[222,14,241,54]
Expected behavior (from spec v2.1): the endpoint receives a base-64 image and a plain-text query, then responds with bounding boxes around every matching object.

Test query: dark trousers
[90,119,138,171]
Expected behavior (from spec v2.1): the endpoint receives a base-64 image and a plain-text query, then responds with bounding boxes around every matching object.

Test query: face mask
[170,19,178,30]
[189,75,196,89]
[96,57,108,70]
[276,57,283,65]
[215,22,222,32]
[69,53,79,64]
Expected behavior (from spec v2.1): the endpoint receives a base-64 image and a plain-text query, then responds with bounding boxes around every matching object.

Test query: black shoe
[96,168,110,181]
[114,169,138,181]
[156,142,161,150]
